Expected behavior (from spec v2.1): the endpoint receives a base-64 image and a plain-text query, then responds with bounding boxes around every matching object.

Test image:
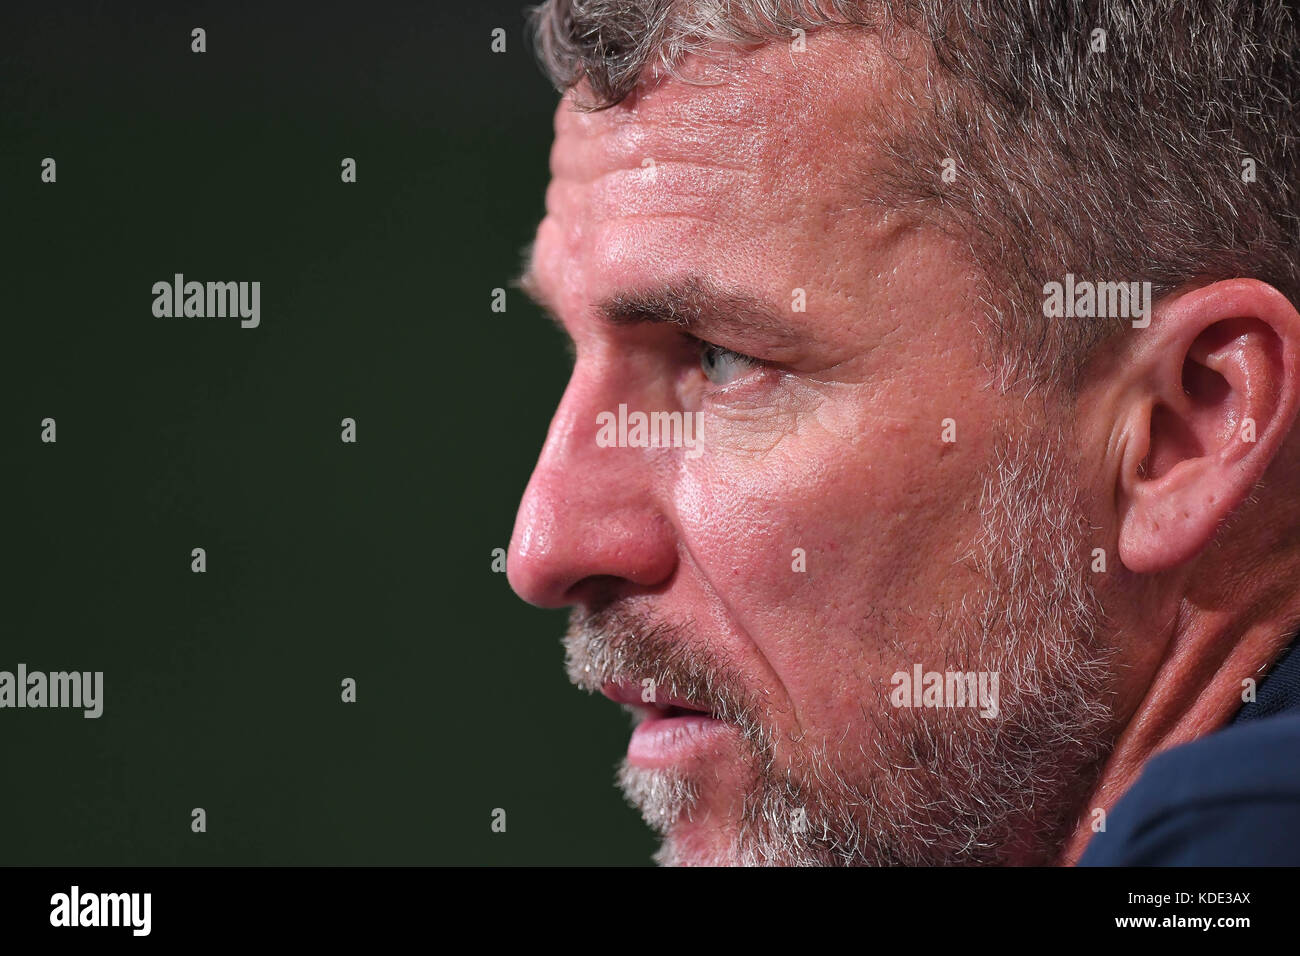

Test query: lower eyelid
[705,364,774,396]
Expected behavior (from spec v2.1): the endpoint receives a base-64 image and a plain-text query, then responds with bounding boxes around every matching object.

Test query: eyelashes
[698,339,761,386]
[552,328,765,391]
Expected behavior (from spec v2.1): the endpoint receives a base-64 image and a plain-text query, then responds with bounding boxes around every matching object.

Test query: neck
[1056,565,1300,865]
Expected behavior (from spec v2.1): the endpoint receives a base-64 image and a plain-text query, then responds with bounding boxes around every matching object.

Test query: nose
[507,375,678,608]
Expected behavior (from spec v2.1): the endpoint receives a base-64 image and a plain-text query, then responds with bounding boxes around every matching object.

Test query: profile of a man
[506,0,1300,866]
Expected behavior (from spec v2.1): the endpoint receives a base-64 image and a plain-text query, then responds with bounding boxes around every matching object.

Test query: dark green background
[3,0,654,864]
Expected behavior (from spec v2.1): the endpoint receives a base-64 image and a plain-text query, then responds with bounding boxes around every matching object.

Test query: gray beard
[565,427,1118,866]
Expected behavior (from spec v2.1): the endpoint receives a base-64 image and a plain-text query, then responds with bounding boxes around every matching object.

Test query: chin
[651,820,743,867]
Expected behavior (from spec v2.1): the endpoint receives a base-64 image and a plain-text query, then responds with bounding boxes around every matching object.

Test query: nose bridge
[508,368,678,607]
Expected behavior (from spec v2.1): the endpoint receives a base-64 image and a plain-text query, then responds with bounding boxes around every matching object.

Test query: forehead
[532,29,920,326]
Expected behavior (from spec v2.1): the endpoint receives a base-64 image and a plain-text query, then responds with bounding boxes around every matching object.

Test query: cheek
[671,398,988,732]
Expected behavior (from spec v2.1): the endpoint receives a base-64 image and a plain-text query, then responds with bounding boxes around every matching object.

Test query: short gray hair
[526,1,1300,392]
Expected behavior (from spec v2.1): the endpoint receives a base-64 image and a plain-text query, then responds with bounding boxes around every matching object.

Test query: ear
[1117,279,1300,573]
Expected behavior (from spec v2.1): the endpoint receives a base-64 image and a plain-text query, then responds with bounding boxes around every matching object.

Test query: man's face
[510,33,1119,864]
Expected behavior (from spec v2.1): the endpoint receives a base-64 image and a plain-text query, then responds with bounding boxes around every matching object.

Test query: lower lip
[626,713,734,767]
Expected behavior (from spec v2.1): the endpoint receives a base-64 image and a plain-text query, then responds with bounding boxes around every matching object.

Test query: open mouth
[600,680,716,722]
[600,681,733,767]
[652,703,712,720]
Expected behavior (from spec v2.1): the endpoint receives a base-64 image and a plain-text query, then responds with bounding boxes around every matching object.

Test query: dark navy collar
[1234,632,1300,723]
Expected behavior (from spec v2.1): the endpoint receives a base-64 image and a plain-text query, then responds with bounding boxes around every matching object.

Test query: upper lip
[601,680,715,718]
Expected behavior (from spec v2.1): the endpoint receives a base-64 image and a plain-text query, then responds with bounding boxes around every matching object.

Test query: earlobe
[1116,280,1300,575]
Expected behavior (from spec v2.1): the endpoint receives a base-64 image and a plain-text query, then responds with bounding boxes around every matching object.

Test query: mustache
[563,604,771,745]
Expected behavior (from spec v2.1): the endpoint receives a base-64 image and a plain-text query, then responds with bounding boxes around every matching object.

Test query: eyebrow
[512,244,801,349]
[510,242,551,316]
[597,277,801,348]
[511,241,567,334]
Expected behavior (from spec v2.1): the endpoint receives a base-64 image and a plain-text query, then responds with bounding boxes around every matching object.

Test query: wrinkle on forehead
[533,26,943,350]
[549,27,920,206]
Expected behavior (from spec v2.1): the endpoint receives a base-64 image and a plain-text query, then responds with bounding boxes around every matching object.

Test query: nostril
[508,442,679,608]
[564,574,633,610]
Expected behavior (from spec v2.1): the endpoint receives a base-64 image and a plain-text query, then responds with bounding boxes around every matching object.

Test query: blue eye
[699,342,758,386]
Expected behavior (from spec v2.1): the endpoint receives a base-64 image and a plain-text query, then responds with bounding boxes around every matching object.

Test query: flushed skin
[507,31,1300,865]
